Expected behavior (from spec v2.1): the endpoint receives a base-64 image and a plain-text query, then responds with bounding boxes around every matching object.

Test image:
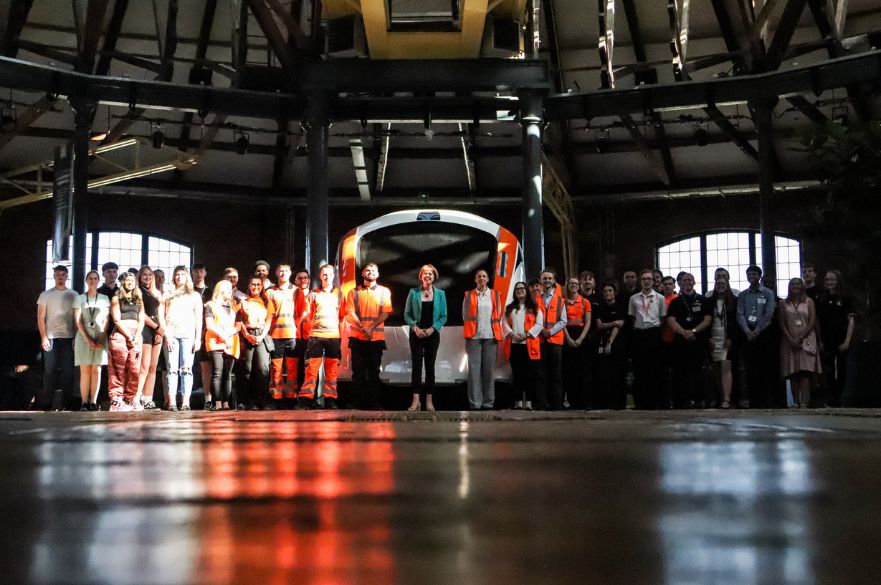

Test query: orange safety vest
[503,308,542,360]
[268,284,301,339]
[297,285,311,339]
[462,288,503,341]
[239,296,271,330]
[536,284,565,345]
[204,301,241,358]
[347,284,392,341]
[565,295,592,327]
[308,286,343,338]
[661,293,678,343]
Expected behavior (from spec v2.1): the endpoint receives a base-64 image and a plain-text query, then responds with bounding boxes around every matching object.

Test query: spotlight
[151,129,165,149]
[694,126,709,147]
[235,133,249,155]
[595,130,609,154]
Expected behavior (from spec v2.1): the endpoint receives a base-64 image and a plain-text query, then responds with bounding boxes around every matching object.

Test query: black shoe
[236,403,247,411]
[204,400,214,411]
[324,397,338,410]
[293,397,309,410]
[260,402,275,411]
[79,404,90,411]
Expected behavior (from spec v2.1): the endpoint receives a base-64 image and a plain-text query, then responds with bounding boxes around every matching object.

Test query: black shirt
[594,302,625,345]
[418,300,434,329]
[805,285,821,302]
[667,292,712,341]
[817,293,854,348]
[97,283,118,300]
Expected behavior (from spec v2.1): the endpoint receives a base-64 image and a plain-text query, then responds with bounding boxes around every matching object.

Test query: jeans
[39,337,76,410]
[166,336,195,406]
[210,351,235,404]
[466,338,497,409]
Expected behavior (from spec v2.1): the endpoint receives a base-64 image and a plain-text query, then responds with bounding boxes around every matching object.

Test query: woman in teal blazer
[404,264,448,411]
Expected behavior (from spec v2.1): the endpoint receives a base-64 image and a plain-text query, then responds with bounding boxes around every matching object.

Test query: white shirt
[474,289,494,339]
[628,289,666,329]
[37,287,78,338]
[165,291,202,339]
[504,306,544,343]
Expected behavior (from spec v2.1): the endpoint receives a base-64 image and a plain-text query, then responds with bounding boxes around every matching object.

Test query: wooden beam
[0,95,51,152]
[245,0,298,77]
[177,0,217,153]
[76,0,111,73]
[158,0,178,81]
[544,0,578,188]
[598,0,615,89]
[785,94,828,124]
[710,0,748,71]
[705,105,760,162]
[767,0,809,70]
[94,0,130,76]
[17,39,79,65]
[264,0,309,50]
[668,0,691,81]
[621,0,646,63]
[621,113,670,186]
[1,0,34,57]
[750,0,783,44]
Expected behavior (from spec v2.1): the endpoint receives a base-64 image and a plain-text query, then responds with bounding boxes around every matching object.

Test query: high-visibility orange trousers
[299,337,341,399]
[269,338,299,399]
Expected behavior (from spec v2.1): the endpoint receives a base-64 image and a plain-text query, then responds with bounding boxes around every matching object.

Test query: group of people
[36,256,854,412]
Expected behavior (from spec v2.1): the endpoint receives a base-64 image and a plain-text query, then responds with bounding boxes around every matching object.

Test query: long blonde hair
[166,265,194,299]
[116,272,144,309]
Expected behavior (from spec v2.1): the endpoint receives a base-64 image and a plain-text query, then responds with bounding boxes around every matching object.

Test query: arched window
[45,232,191,293]
[657,231,801,294]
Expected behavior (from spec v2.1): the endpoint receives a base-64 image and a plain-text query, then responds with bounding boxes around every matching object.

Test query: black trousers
[409,331,440,394]
[39,338,76,411]
[594,341,627,410]
[821,348,848,407]
[349,338,385,405]
[509,343,537,403]
[562,327,586,409]
[209,351,235,403]
[742,329,777,408]
[536,343,563,410]
[631,328,662,409]
[672,339,709,408]
[237,338,271,406]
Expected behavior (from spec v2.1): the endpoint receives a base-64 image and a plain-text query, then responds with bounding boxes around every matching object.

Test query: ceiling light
[235,133,249,155]
[694,126,709,147]
[151,129,165,149]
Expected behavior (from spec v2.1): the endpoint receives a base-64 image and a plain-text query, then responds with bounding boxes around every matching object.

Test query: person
[652,269,664,294]
[528,279,542,300]
[191,262,212,408]
[736,265,777,408]
[463,268,503,410]
[503,282,543,410]
[204,280,240,410]
[255,260,274,290]
[802,264,821,302]
[164,266,203,411]
[72,270,110,411]
[780,278,821,407]
[345,263,392,410]
[667,272,712,408]
[97,261,119,299]
[135,266,164,410]
[299,264,344,409]
[627,269,666,409]
[658,275,679,409]
[153,268,170,406]
[705,276,739,408]
[267,264,306,406]
[579,270,601,307]
[404,264,447,412]
[712,268,738,295]
[593,283,627,409]
[223,267,247,303]
[562,276,591,409]
[36,265,79,411]
[817,270,855,407]
[154,269,166,293]
[616,269,638,307]
[108,272,145,412]
[236,276,274,410]
[292,269,311,393]
[535,270,566,410]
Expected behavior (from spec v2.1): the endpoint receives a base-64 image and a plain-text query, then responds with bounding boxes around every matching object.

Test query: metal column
[519,91,545,279]
[70,98,95,293]
[305,94,330,284]
[751,98,778,286]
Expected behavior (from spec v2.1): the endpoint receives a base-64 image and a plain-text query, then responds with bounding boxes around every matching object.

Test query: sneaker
[523,401,533,411]
[180,405,191,412]
[79,404,90,411]
[143,400,158,410]
[513,400,524,410]
[236,403,247,411]
[109,399,133,413]
[261,403,276,411]
[324,397,338,410]
[131,399,144,412]
[204,400,214,411]
[167,403,178,412]
[88,403,100,411]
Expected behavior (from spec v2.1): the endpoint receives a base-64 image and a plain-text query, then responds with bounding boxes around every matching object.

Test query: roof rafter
[1,0,34,58]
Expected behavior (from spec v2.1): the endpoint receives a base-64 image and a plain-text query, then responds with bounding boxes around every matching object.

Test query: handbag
[801,332,818,355]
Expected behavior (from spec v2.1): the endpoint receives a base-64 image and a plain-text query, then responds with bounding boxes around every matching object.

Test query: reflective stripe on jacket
[462,288,503,341]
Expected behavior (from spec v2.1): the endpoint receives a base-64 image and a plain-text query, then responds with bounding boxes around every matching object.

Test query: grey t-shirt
[37,287,78,339]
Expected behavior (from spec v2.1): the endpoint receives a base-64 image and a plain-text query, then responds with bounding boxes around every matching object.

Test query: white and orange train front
[335,209,523,384]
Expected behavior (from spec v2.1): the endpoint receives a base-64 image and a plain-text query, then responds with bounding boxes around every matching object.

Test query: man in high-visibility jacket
[298,264,344,409]
[267,264,307,407]
[292,269,312,395]
[536,269,566,410]
[345,262,392,410]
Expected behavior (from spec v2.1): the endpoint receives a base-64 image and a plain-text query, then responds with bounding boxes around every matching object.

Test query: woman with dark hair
[463,268,503,410]
[164,266,203,411]
[135,266,164,410]
[706,276,739,408]
[817,269,856,407]
[73,270,110,411]
[204,280,240,410]
[404,264,447,411]
[780,277,821,407]
[503,282,543,410]
[593,283,627,409]
[236,275,274,410]
[563,276,591,409]
[108,272,145,412]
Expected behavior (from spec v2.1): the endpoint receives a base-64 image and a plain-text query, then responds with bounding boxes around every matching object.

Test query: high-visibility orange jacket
[238,296,272,331]
[346,283,392,341]
[565,295,592,327]
[306,286,344,339]
[536,284,565,345]
[462,288,503,341]
[503,309,541,360]
[204,301,240,358]
[297,285,311,339]
[267,284,304,340]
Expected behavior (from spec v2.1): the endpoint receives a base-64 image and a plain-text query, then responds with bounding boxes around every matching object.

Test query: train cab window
[357,222,497,326]
[497,251,508,278]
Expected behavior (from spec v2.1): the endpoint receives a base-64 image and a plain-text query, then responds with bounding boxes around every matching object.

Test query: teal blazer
[404,287,448,332]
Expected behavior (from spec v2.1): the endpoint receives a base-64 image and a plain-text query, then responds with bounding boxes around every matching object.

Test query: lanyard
[86,294,98,327]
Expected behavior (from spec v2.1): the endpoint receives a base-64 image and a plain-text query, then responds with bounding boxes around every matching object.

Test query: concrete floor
[1,409,880,585]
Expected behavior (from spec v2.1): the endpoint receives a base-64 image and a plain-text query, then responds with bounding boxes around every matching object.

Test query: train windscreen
[357,222,497,326]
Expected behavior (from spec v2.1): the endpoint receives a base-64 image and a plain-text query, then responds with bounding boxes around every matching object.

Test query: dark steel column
[519,90,545,280]
[751,97,778,286]
[305,94,330,284]
[70,98,95,293]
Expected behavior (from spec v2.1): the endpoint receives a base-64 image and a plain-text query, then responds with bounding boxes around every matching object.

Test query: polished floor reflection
[1,410,880,585]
